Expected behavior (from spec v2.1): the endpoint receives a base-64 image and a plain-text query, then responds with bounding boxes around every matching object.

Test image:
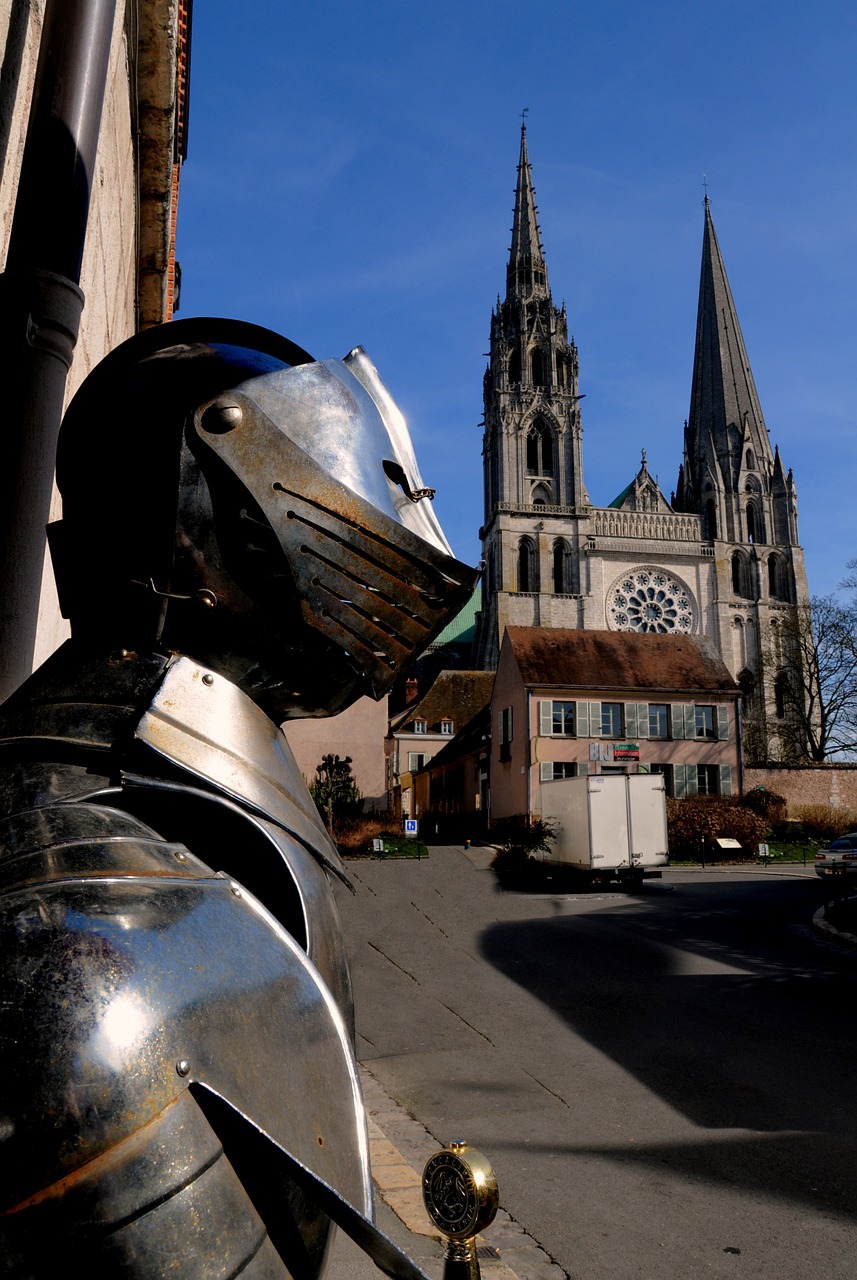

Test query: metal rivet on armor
[175,851,187,862]
[230,884,242,898]
[176,1059,191,1077]
[201,401,242,433]
[196,589,217,610]
[202,673,215,686]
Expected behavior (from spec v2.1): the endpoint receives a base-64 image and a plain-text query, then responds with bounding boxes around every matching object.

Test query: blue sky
[177,1,857,598]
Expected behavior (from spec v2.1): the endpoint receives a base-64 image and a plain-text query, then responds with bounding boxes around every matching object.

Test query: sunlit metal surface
[136,656,345,880]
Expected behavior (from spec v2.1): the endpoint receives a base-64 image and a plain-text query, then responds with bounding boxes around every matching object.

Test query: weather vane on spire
[521,107,529,126]
[702,173,709,202]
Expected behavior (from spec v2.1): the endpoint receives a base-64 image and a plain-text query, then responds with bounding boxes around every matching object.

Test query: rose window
[606,568,695,635]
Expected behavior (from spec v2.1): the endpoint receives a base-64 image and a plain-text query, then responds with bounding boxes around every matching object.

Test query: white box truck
[538,773,669,888]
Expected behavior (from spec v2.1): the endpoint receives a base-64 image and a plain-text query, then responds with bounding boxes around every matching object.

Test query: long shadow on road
[479,875,857,1218]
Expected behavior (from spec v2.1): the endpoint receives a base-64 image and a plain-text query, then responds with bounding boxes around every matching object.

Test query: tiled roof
[422,704,491,769]
[504,628,737,694]
[390,669,494,733]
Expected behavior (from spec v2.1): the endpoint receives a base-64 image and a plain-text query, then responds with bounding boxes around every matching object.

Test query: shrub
[791,804,857,843]
[334,811,397,855]
[741,787,787,826]
[490,814,558,858]
[309,754,364,837]
[666,796,769,859]
[489,814,558,883]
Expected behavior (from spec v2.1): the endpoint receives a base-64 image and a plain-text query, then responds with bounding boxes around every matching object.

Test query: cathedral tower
[475,125,588,668]
[674,196,809,756]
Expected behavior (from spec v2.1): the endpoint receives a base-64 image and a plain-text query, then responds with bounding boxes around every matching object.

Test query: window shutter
[589,702,602,736]
[636,703,649,739]
[674,764,687,798]
[625,703,638,738]
[686,764,698,795]
[539,701,553,736]
[576,701,590,737]
[671,705,685,739]
[717,705,729,741]
[540,762,553,782]
[719,765,733,796]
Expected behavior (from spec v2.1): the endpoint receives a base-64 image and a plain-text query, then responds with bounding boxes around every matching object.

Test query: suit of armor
[0,321,477,1278]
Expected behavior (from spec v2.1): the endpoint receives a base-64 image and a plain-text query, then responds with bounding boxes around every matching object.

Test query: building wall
[0,1,183,677]
[283,696,389,810]
[489,647,531,820]
[489,641,741,825]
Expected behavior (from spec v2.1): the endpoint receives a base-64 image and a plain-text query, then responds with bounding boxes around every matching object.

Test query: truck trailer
[538,773,669,888]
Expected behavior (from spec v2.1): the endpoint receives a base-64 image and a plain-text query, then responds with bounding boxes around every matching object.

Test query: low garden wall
[744,764,857,816]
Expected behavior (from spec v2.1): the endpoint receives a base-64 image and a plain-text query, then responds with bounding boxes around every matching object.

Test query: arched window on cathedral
[746,449,755,470]
[704,499,717,540]
[731,551,752,599]
[738,668,756,717]
[556,354,566,389]
[530,348,547,387]
[552,539,571,594]
[745,499,765,544]
[526,420,554,477]
[531,483,551,506]
[517,538,538,593]
[768,554,789,601]
[508,346,521,386]
[774,670,792,720]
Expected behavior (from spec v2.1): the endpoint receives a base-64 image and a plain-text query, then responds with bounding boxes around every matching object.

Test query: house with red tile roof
[490,627,741,823]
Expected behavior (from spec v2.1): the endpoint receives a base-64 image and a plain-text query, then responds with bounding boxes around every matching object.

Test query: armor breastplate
[0,645,414,1280]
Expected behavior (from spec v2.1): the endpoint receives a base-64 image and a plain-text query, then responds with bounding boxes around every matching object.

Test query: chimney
[405,677,419,705]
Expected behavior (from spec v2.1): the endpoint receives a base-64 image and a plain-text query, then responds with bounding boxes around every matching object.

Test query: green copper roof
[428,587,482,649]
[607,481,633,509]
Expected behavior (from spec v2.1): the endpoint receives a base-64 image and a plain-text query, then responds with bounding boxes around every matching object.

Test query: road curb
[811,906,857,947]
[359,1065,569,1280]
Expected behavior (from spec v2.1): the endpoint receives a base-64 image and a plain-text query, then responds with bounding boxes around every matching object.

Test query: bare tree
[769,595,857,761]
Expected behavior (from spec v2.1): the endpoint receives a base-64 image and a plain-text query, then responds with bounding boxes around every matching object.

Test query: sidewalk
[327,1065,568,1280]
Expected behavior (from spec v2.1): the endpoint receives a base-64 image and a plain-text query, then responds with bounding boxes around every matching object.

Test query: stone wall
[744,765,857,816]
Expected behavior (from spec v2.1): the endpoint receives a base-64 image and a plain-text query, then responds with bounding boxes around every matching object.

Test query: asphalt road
[335,850,857,1280]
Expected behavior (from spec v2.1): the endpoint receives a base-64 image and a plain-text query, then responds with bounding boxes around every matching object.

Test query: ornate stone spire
[506,124,549,300]
[685,196,772,493]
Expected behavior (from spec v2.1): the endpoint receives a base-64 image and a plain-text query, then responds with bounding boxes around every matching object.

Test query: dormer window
[440,719,454,735]
[412,719,427,734]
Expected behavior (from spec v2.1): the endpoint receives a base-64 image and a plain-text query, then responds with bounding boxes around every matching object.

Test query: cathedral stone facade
[474,126,809,761]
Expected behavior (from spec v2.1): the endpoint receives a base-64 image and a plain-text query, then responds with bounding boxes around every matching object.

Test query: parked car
[814,833,857,879]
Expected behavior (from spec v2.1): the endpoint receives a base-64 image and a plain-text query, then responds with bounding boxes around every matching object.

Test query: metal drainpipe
[0,0,117,701]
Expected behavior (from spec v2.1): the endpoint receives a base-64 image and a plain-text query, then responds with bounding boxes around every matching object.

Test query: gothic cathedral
[474,126,809,761]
